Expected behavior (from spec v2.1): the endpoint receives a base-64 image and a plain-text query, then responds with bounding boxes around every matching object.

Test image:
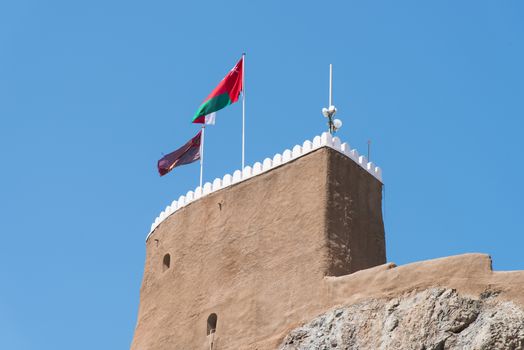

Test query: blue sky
[1,1,523,349]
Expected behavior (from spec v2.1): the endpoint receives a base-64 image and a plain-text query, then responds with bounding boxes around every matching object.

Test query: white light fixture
[333,119,342,130]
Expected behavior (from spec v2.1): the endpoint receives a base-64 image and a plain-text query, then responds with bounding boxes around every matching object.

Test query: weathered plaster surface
[132,147,385,350]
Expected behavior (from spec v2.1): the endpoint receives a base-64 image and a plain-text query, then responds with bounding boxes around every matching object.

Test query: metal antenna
[321,64,342,135]
[329,64,333,107]
[367,139,371,162]
[328,64,334,134]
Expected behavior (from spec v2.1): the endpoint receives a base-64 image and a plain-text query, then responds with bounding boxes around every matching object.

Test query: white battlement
[146,132,383,241]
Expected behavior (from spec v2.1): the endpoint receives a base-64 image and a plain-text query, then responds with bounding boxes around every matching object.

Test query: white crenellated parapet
[212,178,222,191]
[146,132,384,240]
[194,186,202,199]
[222,173,232,186]
[203,182,212,195]
[358,155,368,167]
[312,136,321,149]
[374,166,382,179]
[349,149,359,162]
[320,132,332,147]
[302,140,312,153]
[292,145,302,158]
[273,153,282,166]
[242,166,253,179]
[262,158,272,170]
[232,170,242,183]
[282,149,292,162]
[341,142,350,156]
[178,195,186,207]
[332,136,341,150]
[252,162,262,175]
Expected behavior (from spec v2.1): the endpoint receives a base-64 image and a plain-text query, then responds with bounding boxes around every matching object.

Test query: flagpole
[241,53,246,170]
[200,125,205,188]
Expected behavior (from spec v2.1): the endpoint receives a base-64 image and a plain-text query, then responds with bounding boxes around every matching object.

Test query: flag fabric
[192,57,243,124]
[204,112,216,125]
[157,130,202,176]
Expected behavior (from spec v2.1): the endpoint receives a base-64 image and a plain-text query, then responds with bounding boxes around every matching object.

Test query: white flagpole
[200,125,205,188]
[241,53,246,170]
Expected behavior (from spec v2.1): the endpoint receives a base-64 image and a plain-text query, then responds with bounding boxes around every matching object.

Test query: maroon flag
[157,130,201,176]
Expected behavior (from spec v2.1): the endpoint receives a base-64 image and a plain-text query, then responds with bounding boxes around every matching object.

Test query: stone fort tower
[131,132,386,349]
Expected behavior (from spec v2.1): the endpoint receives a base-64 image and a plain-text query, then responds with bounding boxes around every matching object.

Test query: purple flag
[157,130,201,176]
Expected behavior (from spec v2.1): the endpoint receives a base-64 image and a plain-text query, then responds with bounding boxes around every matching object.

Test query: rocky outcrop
[280,288,524,350]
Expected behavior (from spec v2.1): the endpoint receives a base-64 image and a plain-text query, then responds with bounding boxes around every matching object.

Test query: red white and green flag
[192,57,243,124]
